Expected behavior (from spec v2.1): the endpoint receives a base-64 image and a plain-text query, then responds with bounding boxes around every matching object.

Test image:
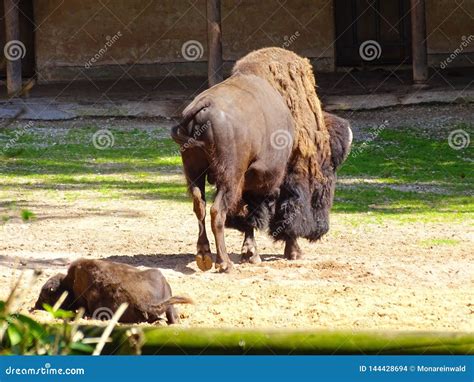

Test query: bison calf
[35,259,192,324]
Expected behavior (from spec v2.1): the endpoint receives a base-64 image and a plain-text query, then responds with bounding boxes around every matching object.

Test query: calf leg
[240,227,261,264]
[210,189,233,273]
[284,237,304,260]
[165,305,178,324]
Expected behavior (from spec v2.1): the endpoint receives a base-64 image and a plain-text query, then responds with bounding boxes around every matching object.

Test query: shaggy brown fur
[171,47,351,271]
[34,259,193,324]
[171,73,295,271]
[233,47,331,180]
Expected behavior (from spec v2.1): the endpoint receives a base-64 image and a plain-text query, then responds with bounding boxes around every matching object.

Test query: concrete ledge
[324,89,474,111]
[1,89,473,121]
[0,99,185,120]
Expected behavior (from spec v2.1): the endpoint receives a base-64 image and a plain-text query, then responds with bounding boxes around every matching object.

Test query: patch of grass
[1,124,185,202]
[20,209,36,221]
[418,238,461,248]
[0,121,472,224]
[333,123,473,221]
[340,125,473,186]
[334,187,473,215]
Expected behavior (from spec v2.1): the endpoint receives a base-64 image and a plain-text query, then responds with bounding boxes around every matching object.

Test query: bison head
[325,112,353,170]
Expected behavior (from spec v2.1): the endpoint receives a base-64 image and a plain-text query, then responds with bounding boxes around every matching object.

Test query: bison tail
[170,124,206,149]
[171,98,212,149]
[163,296,194,306]
[149,296,194,315]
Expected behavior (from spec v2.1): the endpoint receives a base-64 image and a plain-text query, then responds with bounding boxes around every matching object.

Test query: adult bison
[171,47,351,273]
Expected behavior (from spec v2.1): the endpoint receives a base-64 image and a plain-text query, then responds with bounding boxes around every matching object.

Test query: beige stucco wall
[34,0,335,82]
[33,0,473,82]
[222,0,335,63]
[426,0,474,67]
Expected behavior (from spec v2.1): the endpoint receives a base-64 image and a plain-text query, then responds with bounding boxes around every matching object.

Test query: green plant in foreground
[0,284,92,355]
[0,277,140,355]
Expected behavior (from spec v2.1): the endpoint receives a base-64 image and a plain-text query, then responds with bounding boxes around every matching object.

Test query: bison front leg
[210,189,233,273]
[191,186,213,271]
[284,237,304,260]
[240,228,261,264]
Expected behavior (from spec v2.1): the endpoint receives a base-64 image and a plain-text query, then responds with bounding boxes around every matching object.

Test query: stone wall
[30,0,473,82]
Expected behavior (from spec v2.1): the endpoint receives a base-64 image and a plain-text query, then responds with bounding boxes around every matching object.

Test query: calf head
[34,273,74,310]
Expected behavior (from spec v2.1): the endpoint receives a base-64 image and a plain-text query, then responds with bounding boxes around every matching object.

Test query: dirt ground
[1,191,472,332]
[1,105,473,332]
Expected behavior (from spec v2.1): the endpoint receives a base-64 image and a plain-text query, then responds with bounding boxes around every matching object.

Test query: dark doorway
[0,0,35,79]
[334,0,412,66]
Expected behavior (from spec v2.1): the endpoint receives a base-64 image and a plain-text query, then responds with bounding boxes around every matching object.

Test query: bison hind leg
[226,192,276,265]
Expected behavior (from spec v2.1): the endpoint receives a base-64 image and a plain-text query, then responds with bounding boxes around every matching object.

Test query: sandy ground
[1,195,472,331]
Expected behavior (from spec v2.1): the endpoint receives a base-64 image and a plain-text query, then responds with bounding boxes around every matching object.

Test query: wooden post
[410,0,428,85]
[206,0,223,87]
[4,0,22,96]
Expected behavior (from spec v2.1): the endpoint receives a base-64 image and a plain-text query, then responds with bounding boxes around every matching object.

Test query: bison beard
[267,111,352,242]
[172,47,352,271]
[230,48,351,242]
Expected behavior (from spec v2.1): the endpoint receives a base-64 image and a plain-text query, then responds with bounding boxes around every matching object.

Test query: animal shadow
[104,253,197,275]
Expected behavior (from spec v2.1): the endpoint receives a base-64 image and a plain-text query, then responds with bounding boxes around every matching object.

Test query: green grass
[335,125,473,222]
[340,127,472,184]
[418,238,461,248]
[0,122,472,223]
[20,209,36,221]
[0,125,187,201]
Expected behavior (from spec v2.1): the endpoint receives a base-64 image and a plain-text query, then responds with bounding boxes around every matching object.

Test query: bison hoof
[215,261,233,273]
[284,250,304,261]
[196,254,213,272]
[240,246,262,265]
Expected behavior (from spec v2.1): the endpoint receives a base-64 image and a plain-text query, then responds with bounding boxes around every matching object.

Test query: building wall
[32,0,473,82]
[425,0,474,67]
[34,0,335,82]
